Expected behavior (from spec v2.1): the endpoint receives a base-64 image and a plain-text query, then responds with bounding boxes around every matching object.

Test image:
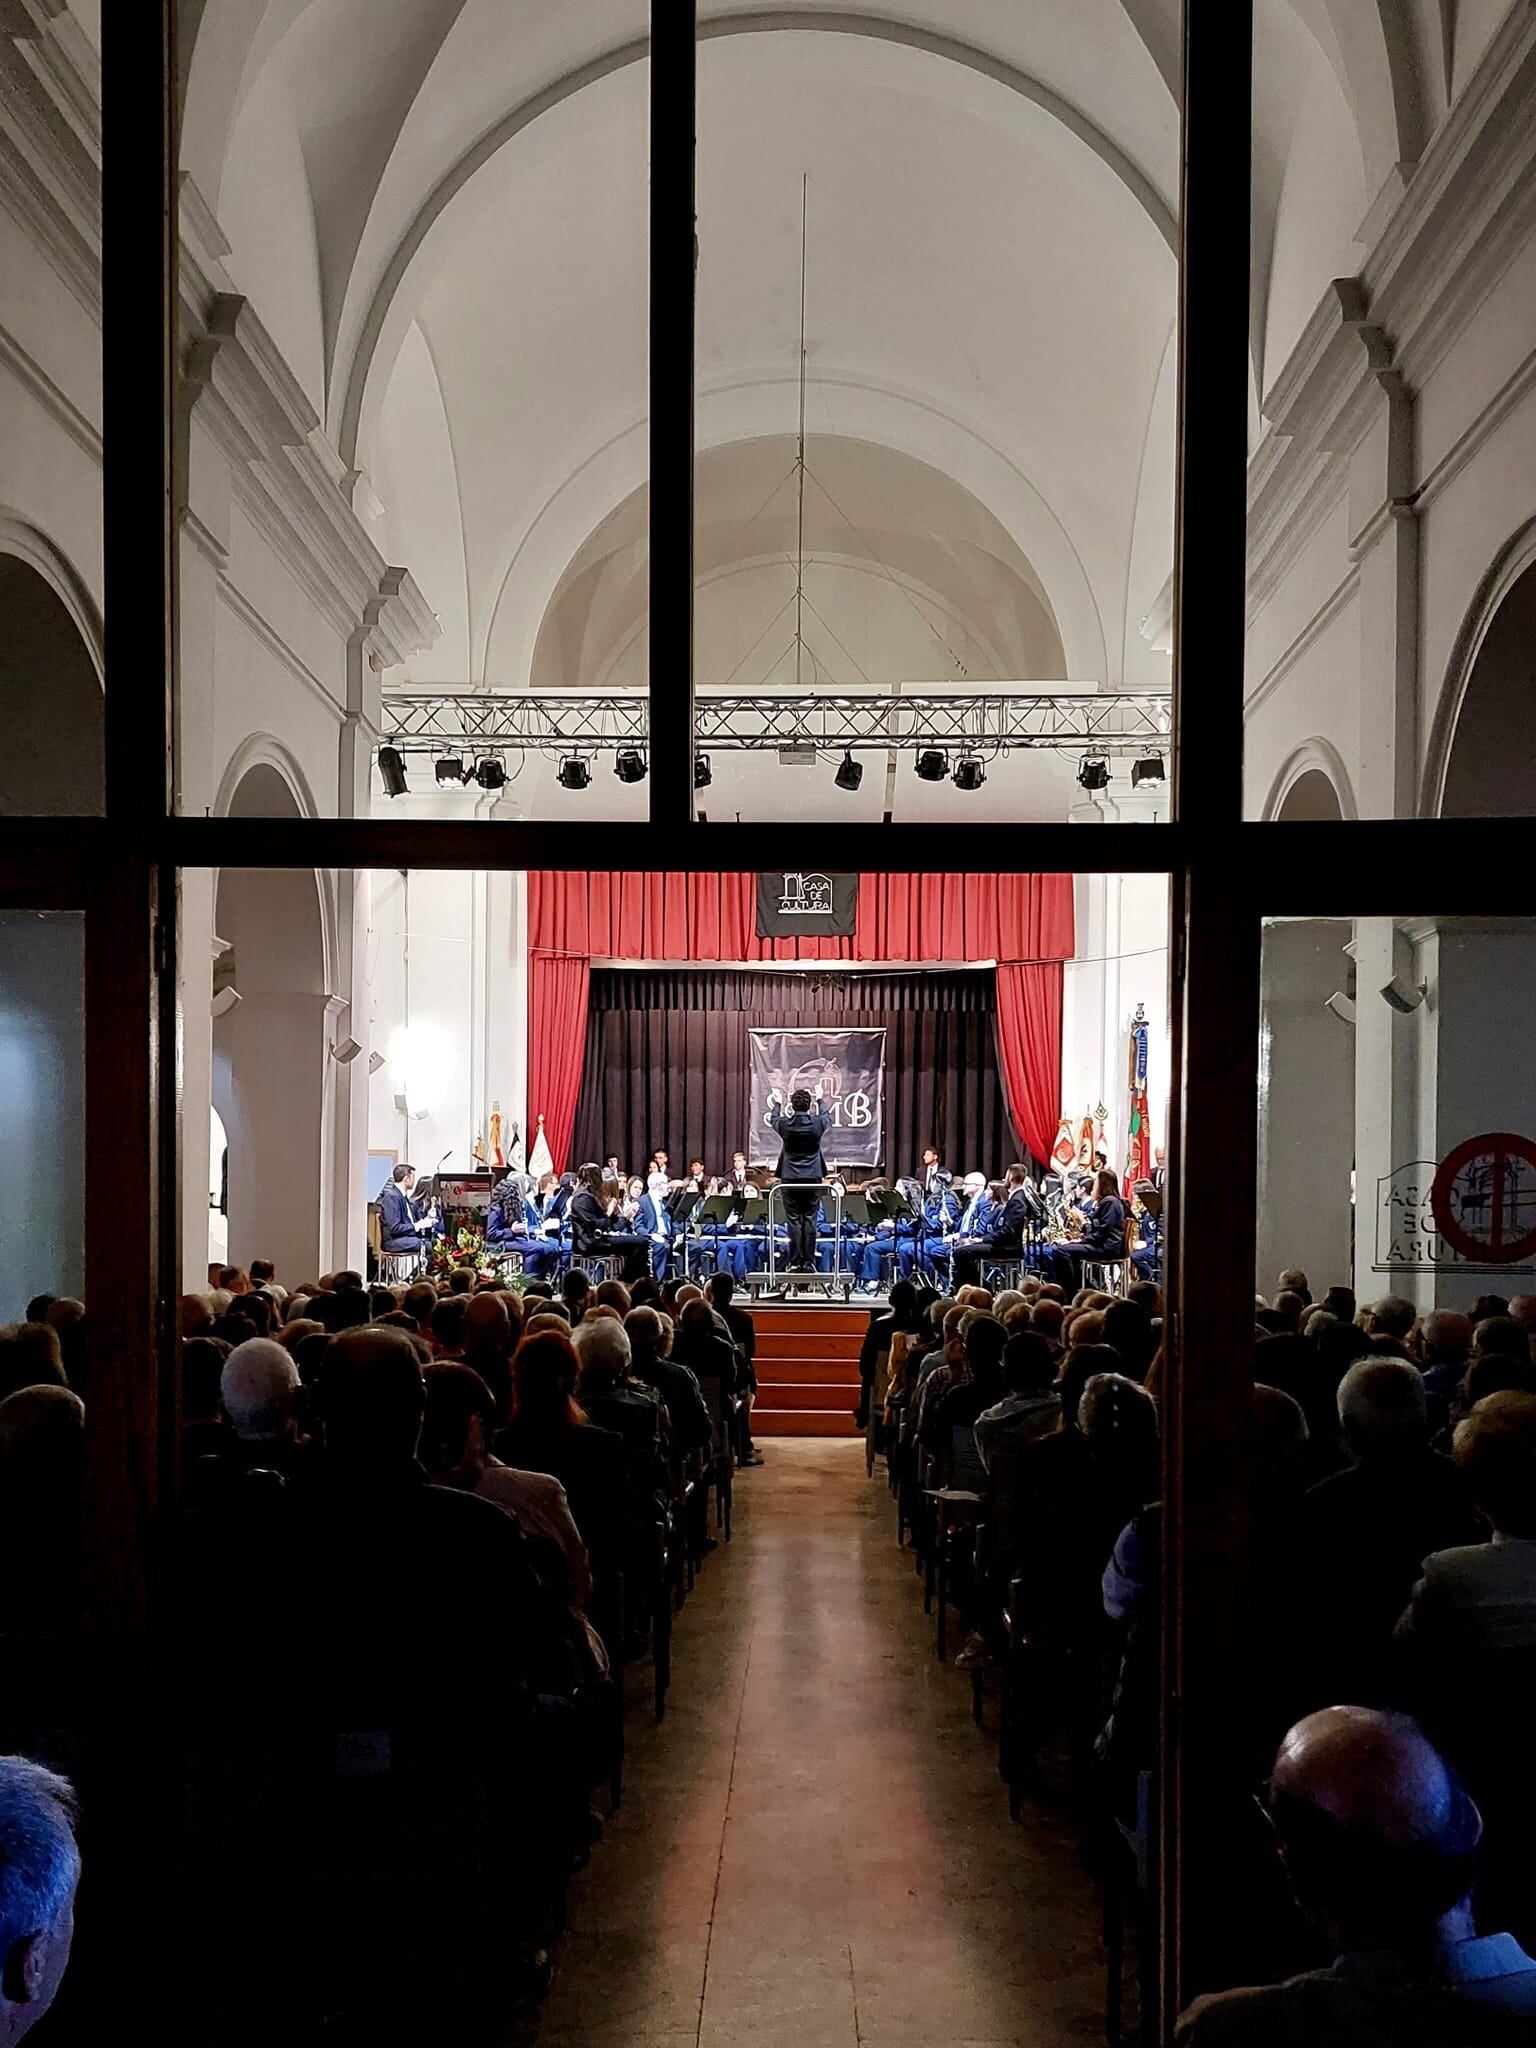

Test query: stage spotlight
[914,749,948,782]
[952,755,986,792]
[614,749,648,784]
[377,745,408,798]
[694,752,712,790]
[557,755,591,791]
[834,750,863,792]
[474,756,507,790]
[1076,755,1110,793]
[1130,752,1166,789]
[435,756,466,787]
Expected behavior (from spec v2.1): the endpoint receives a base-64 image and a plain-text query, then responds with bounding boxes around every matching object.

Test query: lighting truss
[379,689,1173,757]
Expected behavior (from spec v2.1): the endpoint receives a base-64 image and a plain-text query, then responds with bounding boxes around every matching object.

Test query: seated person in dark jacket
[569,1162,651,1282]
[952,1164,1036,1287]
[1046,1167,1128,1287]
[921,1313,1008,1473]
[1175,1706,1536,2045]
[572,1317,665,1481]
[495,1329,628,1652]
[377,1162,435,1252]
[625,1305,713,1465]
[670,1299,741,1397]
[1295,1357,1480,1709]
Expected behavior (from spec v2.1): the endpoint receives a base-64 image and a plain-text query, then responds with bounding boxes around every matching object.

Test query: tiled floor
[527,1439,1105,2046]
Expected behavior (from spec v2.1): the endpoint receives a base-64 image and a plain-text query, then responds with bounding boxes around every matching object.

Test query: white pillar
[1352,917,1427,1306]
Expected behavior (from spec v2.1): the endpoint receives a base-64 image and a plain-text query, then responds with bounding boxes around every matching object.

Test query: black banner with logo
[749,1025,885,1168]
[755,870,859,938]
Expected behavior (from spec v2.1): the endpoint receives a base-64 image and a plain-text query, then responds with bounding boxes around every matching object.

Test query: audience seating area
[4,1263,1536,2038]
[864,1270,1536,2041]
[0,1260,761,2039]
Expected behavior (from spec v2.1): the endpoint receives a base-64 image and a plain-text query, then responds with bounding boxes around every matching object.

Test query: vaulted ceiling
[180,0,1464,814]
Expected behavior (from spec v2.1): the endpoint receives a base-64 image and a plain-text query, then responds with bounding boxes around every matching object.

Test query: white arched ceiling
[371,321,470,684]
[523,436,1067,694]
[359,26,1170,691]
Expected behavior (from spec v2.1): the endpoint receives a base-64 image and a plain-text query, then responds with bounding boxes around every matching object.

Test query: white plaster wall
[1260,71,1368,392]
[1061,871,1171,1177]
[367,868,479,1182]
[1257,919,1355,1294]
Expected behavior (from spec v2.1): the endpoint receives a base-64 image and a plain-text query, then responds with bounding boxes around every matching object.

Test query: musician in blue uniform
[636,1169,674,1281]
[1129,1180,1163,1283]
[951,1162,1034,1288]
[914,1171,961,1279]
[1046,1166,1129,1288]
[485,1170,549,1276]
[769,1088,829,1271]
[378,1162,436,1254]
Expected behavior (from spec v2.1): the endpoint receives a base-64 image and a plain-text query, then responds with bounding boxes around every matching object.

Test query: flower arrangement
[426,1224,496,1280]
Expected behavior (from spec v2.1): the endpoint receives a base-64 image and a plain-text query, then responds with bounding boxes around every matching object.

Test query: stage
[749,1301,867,1438]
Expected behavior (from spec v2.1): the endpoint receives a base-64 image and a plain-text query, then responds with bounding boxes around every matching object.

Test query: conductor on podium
[770,1087,829,1271]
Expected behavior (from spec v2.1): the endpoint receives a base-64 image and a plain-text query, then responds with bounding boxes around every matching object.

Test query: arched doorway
[212,766,334,1286]
[1274,768,1344,821]
[1441,557,1536,817]
[0,551,103,815]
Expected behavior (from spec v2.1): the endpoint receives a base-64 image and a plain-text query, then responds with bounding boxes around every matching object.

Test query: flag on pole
[1126,1004,1152,1188]
[528,1113,553,1179]
[1051,1116,1076,1174]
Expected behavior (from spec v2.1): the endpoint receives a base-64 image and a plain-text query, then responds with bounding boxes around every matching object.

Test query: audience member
[0,1756,79,2043]
[0,1387,85,1632]
[974,1330,1061,1469]
[624,1307,712,1463]
[1294,1358,1480,1708]
[0,1327,66,1406]
[1175,1707,1536,2043]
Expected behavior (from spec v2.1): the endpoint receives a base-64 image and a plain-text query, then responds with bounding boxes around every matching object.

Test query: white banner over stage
[748,1026,885,1170]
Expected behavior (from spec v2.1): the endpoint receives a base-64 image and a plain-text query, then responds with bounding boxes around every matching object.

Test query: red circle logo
[1429,1133,1536,1265]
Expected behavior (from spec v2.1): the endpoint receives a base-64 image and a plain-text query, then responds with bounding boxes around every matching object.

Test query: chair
[1083,1216,1134,1297]
[379,1249,424,1284]
[568,1252,621,1285]
[923,1484,984,1662]
[982,1258,1023,1292]
[1103,1771,1157,2047]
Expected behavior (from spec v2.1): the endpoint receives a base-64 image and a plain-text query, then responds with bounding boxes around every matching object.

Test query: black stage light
[474,756,507,790]
[1077,754,1110,792]
[1130,751,1166,789]
[614,749,648,784]
[557,755,591,791]
[377,744,408,798]
[694,752,712,790]
[435,756,466,787]
[834,750,863,792]
[914,749,948,781]
[952,755,986,791]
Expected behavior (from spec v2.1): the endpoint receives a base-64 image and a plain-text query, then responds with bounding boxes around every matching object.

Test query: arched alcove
[0,552,104,816]
[212,768,334,1283]
[1441,558,1536,819]
[1274,768,1344,822]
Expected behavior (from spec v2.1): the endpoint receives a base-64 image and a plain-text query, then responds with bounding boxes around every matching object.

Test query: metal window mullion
[648,5,697,824]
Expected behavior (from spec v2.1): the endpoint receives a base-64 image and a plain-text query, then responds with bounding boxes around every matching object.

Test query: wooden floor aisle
[523,1440,1105,2046]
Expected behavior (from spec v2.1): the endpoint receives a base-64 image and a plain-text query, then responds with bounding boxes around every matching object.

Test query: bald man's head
[1269,1707,1481,1948]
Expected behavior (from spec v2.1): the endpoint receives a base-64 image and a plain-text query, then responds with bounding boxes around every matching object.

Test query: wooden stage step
[748,1302,868,1438]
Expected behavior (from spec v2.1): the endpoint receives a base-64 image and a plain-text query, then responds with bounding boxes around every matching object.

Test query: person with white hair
[636,1170,675,1281]
[0,1756,78,2041]
[572,1316,666,1475]
[204,1337,311,1487]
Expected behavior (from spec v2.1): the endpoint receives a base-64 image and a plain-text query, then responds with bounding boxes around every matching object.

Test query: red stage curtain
[994,962,1064,1170]
[527,872,1074,1170]
[527,951,589,1173]
[529,871,1073,965]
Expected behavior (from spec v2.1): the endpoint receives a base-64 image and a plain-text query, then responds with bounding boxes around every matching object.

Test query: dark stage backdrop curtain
[529,872,1073,1172]
[571,969,1018,1179]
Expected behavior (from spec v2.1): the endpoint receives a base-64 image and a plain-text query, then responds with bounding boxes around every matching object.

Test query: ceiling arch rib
[334,10,1179,473]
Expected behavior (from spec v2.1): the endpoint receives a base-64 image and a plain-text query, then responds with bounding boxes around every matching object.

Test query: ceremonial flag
[1051,1116,1076,1174]
[1126,1005,1152,1188]
[527,1114,554,1179]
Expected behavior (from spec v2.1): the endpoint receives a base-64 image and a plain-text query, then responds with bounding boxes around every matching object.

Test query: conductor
[769,1086,830,1271]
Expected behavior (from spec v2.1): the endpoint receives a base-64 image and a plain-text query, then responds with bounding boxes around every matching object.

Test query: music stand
[693,1193,736,1280]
